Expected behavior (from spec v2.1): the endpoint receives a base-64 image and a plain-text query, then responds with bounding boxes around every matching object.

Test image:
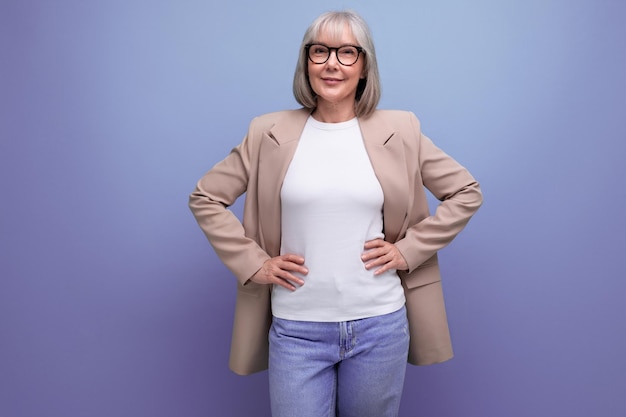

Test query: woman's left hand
[361,238,408,275]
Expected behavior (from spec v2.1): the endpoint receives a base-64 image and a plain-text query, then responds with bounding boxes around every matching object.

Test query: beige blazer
[189,108,482,375]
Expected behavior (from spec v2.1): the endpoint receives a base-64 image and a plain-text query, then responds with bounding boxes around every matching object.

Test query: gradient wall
[1,0,625,416]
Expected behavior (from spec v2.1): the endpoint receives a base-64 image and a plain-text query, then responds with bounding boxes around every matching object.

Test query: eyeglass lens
[308,45,360,66]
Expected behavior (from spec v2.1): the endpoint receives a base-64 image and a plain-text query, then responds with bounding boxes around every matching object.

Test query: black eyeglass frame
[305,43,365,66]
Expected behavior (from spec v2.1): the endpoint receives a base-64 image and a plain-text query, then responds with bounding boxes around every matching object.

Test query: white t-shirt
[271,116,405,321]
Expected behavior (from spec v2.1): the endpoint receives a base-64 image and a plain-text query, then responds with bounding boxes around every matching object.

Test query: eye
[312,45,328,55]
[338,47,357,56]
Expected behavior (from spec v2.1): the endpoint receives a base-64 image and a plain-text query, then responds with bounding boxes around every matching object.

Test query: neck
[312,101,357,123]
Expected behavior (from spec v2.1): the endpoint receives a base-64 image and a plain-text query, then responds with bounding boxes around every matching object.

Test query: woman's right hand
[250,254,308,291]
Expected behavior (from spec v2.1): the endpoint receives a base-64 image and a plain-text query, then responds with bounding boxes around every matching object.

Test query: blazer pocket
[400,259,441,290]
[416,254,438,269]
[237,280,264,298]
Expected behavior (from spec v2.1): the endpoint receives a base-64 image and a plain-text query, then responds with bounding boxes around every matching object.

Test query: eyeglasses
[305,43,364,66]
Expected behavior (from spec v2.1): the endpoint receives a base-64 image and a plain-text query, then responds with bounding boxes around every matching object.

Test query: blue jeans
[269,307,409,417]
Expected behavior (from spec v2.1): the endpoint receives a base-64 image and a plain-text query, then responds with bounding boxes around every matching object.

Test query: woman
[189,10,482,417]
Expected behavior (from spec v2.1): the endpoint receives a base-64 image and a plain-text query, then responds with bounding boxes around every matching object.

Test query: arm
[395,113,483,273]
[189,120,307,289]
[189,129,272,286]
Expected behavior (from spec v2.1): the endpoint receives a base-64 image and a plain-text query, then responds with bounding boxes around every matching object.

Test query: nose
[325,50,340,68]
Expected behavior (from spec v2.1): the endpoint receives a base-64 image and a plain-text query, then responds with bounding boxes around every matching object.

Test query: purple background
[2,0,625,416]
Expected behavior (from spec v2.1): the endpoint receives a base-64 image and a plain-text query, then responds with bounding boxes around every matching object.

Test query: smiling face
[307,24,365,118]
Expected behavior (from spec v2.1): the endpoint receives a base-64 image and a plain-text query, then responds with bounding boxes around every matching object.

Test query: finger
[362,244,393,262]
[369,253,404,273]
[279,260,309,275]
[259,263,302,290]
[377,253,408,274]
[373,264,392,275]
[361,249,386,263]
[272,267,305,286]
[281,254,306,265]
[278,254,308,275]
[363,238,385,249]
[373,257,402,275]
[364,252,392,270]
[362,242,389,258]
[264,257,306,276]
[273,276,298,291]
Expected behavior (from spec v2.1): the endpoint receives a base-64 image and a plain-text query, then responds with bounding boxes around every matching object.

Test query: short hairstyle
[293,10,381,118]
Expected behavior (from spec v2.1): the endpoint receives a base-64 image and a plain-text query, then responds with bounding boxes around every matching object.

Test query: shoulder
[371,109,420,126]
[249,108,310,131]
[366,109,422,137]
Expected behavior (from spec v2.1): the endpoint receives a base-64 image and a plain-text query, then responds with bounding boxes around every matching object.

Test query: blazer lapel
[256,109,310,256]
[359,112,410,243]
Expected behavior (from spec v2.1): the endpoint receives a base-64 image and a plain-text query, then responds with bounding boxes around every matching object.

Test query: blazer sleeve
[188,119,271,285]
[394,112,483,273]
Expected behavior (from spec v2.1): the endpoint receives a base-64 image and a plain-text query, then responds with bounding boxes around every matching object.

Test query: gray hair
[292,10,381,118]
